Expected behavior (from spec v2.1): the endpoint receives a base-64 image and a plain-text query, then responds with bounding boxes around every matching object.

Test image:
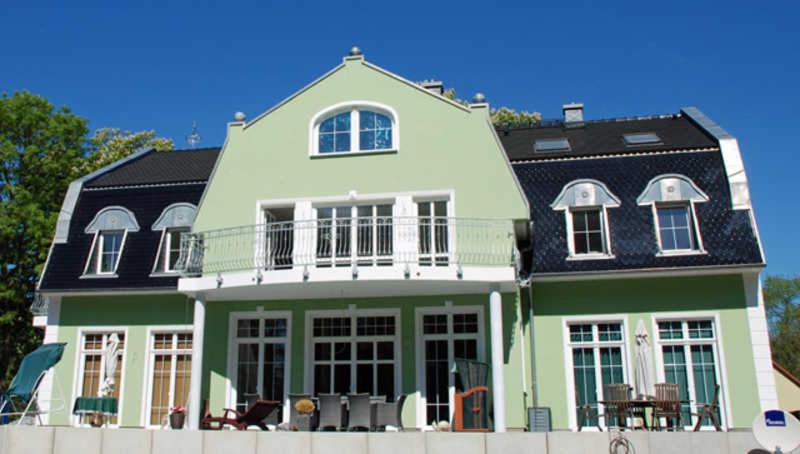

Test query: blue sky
[2,1,798,276]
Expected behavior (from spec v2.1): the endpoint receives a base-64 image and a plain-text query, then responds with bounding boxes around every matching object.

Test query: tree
[84,128,173,173]
[0,91,89,389]
[442,88,542,129]
[763,275,800,378]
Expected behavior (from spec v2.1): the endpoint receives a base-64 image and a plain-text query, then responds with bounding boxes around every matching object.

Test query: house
[33,48,776,432]
[774,361,800,417]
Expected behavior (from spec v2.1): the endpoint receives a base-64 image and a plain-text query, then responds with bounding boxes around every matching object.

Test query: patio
[0,425,783,454]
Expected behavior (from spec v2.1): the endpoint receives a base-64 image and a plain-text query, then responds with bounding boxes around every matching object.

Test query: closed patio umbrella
[634,320,655,399]
[99,334,120,397]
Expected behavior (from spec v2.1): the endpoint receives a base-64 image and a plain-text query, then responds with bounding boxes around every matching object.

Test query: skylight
[534,138,571,152]
[623,132,661,146]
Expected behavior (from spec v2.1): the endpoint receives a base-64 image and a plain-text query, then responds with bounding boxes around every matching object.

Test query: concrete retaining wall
[0,426,793,454]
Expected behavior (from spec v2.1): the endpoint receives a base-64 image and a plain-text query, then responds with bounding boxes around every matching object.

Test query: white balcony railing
[176,217,517,277]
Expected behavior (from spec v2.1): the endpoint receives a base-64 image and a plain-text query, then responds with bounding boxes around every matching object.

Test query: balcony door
[264,208,294,270]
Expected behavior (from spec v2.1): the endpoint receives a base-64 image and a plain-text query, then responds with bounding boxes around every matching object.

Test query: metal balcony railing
[176,217,517,277]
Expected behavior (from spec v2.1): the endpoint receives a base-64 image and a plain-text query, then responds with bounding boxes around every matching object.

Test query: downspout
[515,220,538,408]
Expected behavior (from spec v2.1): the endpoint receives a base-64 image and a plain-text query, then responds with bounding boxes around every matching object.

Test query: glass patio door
[233,316,288,421]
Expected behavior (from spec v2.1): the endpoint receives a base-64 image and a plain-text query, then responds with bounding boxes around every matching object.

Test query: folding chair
[0,343,67,425]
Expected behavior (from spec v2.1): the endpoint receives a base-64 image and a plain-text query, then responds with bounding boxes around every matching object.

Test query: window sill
[310,149,397,159]
[655,250,707,257]
[79,273,119,279]
[566,254,616,261]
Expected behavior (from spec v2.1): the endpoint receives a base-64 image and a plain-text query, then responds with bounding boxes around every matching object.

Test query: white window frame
[651,202,706,256]
[141,327,193,428]
[309,101,399,156]
[226,310,292,422]
[413,198,455,265]
[562,315,630,432]
[565,206,614,260]
[82,230,128,277]
[151,227,190,275]
[72,327,128,428]
[313,203,395,266]
[651,313,730,431]
[303,307,401,400]
[414,304,485,430]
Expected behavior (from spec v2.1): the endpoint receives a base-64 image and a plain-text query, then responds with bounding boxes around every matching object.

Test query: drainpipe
[188,293,206,430]
[489,285,506,432]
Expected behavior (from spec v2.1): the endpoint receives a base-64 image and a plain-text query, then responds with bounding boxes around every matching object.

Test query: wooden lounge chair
[201,400,280,430]
[693,384,722,431]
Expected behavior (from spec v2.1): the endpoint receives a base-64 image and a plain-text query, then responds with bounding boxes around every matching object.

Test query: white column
[489,286,506,432]
[743,273,779,411]
[38,296,62,425]
[188,294,206,430]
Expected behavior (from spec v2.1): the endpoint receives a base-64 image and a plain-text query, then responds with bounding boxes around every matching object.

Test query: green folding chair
[0,343,67,425]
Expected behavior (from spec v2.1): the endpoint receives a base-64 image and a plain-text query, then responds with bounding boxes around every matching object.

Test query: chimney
[562,102,584,126]
[421,80,444,95]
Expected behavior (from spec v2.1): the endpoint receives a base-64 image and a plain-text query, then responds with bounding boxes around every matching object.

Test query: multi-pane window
[85,231,125,275]
[311,313,398,401]
[417,201,449,266]
[316,205,393,266]
[233,316,288,419]
[78,332,125,425]
[571,209,606,255]
[147,332,192,426]
[657,319,722,428]
[656,205,696,251]
[316,109,394,154]
[567,322,626,429]
[154,227,189,273]
[420,310,481,425]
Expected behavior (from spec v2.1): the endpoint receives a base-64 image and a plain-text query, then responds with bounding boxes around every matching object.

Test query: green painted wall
[193,56,528,232]
[51,294,194,427]
[530,274,760,430]
[200,292,528,429]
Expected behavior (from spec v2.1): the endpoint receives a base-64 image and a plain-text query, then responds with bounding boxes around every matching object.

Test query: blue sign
[766,410,787,427]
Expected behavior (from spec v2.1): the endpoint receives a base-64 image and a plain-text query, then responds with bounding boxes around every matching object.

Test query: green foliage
[0,91,172,390]
[442,88,542,129]
[763,275,800,378]
[0,91,89,389]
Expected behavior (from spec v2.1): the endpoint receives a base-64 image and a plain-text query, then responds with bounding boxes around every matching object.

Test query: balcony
[176,217,519,295]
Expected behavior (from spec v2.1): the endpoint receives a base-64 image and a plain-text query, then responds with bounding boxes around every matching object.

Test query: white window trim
[81,230,128,278]
[308,101,399,157]
[562,314,630,432]
[140,326,193,429]
[650,312,732,431]
[303,307,401,401]
[150,227,190,276]
[226,310,292,422]
[72,327,129,428]
[650,203,707,256]
[564,207,615,260]
[414,304,485,430]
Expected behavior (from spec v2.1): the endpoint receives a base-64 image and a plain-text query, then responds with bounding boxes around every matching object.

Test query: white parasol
[634,319,655,399]
[99,333,120,397]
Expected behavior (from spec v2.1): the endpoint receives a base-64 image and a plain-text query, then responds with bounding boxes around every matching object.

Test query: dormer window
[83,206,139,277]
[151,203,197,274]
[637,174,709,255]
[551,179,620,259]
[311,102,398,156]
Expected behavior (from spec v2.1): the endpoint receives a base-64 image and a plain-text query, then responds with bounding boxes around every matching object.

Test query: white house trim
[742,272,779,413]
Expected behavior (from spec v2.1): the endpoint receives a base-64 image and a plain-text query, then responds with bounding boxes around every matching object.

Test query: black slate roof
[513,151,764,275]
[498,114,718,161]
[85,147,220,188]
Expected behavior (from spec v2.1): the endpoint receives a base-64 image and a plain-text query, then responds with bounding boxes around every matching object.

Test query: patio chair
[575,386,601,432]
[317,393,343,431]
[692,384,722,431]
[374,394,407,431]
[289,393,317,431]
[0,343,67,425]
[652,383,682,431]
[201,400,280,430]
[452,359,490,432]
[603,384,633,430]
[346,393,371,431]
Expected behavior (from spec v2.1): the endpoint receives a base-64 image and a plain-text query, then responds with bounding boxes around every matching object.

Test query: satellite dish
[752,409,800,453]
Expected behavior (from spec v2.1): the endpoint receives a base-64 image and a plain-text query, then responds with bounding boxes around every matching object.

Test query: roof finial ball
[348,46,363,57]
[234,111,246,122]
[472,93,486,104]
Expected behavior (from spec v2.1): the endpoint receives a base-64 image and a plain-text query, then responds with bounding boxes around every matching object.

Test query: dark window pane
[588,231,604,253]
[314,365,331,395]
[572,211,587,231]
[377,364,394,400]
[377,341,394,360]
[586,210,601,231]
[334,342,351,361]
[315,343,331,361]
[334,364,350,394]
[357,342,373,360]
[356,364,373,395]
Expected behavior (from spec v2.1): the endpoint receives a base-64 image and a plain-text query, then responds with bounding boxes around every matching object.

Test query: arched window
[637,174,709,254]
[151,203,197,274]
[311,103,397,155]
[551,179,620,259]
[83,206,140,276]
